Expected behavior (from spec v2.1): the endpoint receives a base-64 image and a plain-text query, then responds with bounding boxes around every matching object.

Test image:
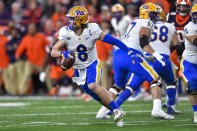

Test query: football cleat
[113,109,124,121]
[167,105,182,114]
[194,111,197,124]
[151,109,175,119]
[162,103,168,109]
[96,106,110,119]
[128,88,145,101]
[116,119,124,127]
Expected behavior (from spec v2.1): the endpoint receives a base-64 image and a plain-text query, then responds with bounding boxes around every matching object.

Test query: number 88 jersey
[58,23,102,69]
[150,21,176,56]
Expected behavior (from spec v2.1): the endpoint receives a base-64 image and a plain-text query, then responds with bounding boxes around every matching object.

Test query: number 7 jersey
[124,19,154,52]
[58,23,102,69]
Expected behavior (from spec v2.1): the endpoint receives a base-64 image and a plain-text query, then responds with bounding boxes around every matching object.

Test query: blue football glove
[60,51,72,59]
[128,50,143,63]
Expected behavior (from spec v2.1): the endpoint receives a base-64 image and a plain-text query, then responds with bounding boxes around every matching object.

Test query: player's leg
[84,60,124,124]
[130,55,174,119]
[149,55,180,114]
[180,59,197,123]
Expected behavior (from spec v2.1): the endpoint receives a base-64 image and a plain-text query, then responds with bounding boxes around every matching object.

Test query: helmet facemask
[66,16,78,30]
[177,4,190,17]
[112,11,124,21]
[149,11,160,22]
[192,12,197,23]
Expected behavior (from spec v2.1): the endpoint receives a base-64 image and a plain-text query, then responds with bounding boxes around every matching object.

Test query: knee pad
[166,83,176,89]
[125,86,134,94]
[150,78,162,88]
[109,85,124,96]
[186,80,197,95]
[187,88,197,95]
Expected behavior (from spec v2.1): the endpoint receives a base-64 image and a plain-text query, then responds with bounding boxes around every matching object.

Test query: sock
[192,105,197,112]
[116,88,132,107]
[153,99,161,111]
[108,100,119,111]
[166,88,176,106]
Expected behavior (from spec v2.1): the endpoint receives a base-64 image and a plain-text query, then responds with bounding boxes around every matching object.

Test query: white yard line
[0,102,191,110]
[0,109,193,117]
[0,96,189,101]
[0,119,195,128]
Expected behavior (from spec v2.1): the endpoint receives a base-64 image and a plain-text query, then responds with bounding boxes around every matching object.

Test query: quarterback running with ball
[51,6,141,127]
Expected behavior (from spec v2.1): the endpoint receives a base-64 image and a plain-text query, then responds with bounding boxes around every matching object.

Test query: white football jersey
[124,19,154,53]
[111,15,132,41]
[150,21,176,56]
[183,22,197,64]
[58,23,102,69]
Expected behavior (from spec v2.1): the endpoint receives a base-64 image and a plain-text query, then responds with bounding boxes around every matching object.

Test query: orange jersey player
[166,0,191,69]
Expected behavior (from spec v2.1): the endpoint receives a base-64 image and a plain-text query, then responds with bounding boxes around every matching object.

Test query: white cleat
[96,106,110,119]
[116,119,124,127]
[194,112,197,124]
[113,109,124,121]
[151,109,175,120]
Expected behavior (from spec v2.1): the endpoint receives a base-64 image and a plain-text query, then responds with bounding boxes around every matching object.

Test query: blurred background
[0,0,196,99]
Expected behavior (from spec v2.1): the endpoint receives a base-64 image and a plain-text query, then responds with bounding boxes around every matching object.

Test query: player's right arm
[51,40,65,57]
[139,27,155,54]
[139,26,166,66]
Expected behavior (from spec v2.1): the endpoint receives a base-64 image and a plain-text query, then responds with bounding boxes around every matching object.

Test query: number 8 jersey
[150,21,176,56]
[124,19,154,52]
[58,23,102,69]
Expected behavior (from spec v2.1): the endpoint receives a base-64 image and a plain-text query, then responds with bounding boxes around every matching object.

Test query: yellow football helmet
[139,3,159,21]
[111,4,125,13]
[157,5,166,22]
[191,4,197,23]
[111,4,125,20]
[66,6,88,30]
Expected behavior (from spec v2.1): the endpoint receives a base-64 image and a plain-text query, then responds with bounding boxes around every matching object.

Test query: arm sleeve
[102,34,130,53]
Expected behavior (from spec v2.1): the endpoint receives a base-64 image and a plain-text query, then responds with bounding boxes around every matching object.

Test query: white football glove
[152,52,166,66]
[39,72,46,82]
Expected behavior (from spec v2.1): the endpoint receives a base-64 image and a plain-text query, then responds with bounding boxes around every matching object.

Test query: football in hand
[61,51,75,71]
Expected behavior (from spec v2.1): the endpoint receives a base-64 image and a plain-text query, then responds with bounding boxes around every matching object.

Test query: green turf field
[0,97,196,131]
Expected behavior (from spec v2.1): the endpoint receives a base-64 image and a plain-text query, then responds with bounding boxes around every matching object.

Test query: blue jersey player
[181,3,197,124]
[96,3,174,120]
[51,6,141,127]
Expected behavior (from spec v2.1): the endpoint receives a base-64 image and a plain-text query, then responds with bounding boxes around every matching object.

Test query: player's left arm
[98,32,130,53]
[98,32,142,63]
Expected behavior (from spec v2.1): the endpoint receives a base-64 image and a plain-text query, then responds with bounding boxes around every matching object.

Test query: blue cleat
[167,105,181,114]
[162,103,168,109]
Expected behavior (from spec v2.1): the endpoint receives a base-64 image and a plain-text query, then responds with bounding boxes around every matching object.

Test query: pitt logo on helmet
[66,6,88,30]
[139,3,160,22]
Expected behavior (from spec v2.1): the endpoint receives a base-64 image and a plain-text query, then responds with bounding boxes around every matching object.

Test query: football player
[51,6,141,127]
[180,4,197,124]
[96,3,174,120]
[145,5,181,114]
[167,0,191,58]
[111,3,133,41]
[164,0,191,110]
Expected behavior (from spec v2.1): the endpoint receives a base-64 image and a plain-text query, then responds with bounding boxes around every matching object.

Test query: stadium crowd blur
[0,0,196,97]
